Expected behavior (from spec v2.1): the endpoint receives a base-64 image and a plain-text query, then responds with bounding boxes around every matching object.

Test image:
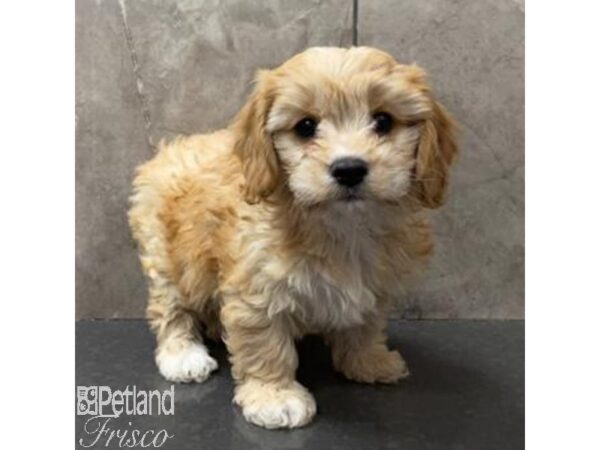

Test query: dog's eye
[294,117,318,139]
[373,112,394,135]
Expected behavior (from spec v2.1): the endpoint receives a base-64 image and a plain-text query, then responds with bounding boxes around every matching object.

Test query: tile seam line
[352,0,358,45]
[118,0,154,152]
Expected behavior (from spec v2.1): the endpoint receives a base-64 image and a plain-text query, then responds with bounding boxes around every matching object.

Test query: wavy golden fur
[128,47,457,429]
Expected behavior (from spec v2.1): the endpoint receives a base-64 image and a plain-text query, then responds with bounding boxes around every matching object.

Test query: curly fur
[128,46,457,429]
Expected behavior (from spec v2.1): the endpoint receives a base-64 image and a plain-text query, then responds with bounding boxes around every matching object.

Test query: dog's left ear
[413,98,458,209]
[232,70,280,204]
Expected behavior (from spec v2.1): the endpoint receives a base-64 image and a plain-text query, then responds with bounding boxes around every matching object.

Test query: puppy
[128,46,457,429]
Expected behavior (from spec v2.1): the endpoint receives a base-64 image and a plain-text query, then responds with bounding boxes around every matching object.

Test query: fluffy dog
[128,46,457,429]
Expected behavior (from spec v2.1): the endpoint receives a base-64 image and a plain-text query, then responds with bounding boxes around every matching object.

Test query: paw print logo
[77,386,98,416]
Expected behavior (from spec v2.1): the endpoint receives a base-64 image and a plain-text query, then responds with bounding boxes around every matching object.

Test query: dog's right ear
[231,70,280,204]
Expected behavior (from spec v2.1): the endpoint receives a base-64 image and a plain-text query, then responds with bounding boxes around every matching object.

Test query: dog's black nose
[330,158,369,187]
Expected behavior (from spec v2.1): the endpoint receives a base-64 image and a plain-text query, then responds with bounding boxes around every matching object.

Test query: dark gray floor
[76,320,524,450]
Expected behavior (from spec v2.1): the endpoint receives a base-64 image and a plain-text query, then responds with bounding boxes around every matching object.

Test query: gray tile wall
[76,0,524,319]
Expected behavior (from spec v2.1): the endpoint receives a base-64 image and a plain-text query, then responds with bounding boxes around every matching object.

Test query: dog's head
[232,47,457,209]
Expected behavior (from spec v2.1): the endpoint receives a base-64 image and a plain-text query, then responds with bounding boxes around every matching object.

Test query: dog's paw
[156,342,218,383]
[338,348,410,384]
[234,379,317,429]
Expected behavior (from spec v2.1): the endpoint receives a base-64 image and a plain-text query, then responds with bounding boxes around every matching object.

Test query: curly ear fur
[231,71,280,204]
[413,99,458,209]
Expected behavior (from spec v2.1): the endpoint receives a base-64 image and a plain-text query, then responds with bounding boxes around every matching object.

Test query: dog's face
[233,47,457,209]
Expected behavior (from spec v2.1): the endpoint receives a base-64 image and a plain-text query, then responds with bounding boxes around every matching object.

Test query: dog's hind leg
[130,178,219,383]
[146,279,218,383]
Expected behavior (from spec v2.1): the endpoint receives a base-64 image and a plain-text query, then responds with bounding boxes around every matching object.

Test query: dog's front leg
[221,298,316,429]
[327,314,410,384]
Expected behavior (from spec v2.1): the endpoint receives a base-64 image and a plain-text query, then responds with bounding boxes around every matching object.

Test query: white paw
[156,342,218,383]
[234,380,317,429]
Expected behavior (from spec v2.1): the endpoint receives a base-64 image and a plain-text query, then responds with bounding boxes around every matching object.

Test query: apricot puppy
[129,46,457,429]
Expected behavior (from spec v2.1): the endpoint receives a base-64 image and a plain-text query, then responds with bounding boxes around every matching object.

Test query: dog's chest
[265,242,381,331]
[239,204,408,331]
